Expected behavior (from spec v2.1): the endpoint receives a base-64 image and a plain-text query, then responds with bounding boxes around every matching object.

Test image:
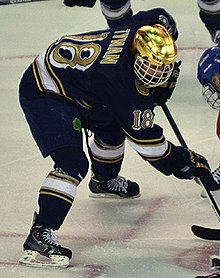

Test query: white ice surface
[0,1,219,277]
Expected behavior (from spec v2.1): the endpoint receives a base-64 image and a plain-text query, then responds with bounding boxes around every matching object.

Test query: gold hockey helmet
[132,24,177,87]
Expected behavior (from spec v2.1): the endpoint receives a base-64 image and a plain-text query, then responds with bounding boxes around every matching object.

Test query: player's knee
[90,136,125,163]
[50,146,89,182]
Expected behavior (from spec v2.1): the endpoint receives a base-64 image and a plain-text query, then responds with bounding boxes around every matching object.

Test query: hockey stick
[0,0,49,5]
[191,225,220,240]
[161,104,220,238]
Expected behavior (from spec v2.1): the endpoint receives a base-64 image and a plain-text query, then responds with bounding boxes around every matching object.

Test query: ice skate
[195,256,220,277]
[211,256,220,271]
[19,213,72,268]
[200,166,220,198]
[88,175,140,198]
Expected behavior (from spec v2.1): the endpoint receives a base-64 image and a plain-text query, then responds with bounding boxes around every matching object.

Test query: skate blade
[89,192,141,199]
[201,189,207,198]
[19,250,70,268]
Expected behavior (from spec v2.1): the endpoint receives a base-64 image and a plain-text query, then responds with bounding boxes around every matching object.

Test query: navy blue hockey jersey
[30,8,178,163]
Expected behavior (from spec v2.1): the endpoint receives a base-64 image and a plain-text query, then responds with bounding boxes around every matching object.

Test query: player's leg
[19,97,89,266]
[100,0,132,28]
[211,110,220,185]
[19,72,89,266]
[88,133,140,198]
[85,107,140,198]
[19,145,89,267]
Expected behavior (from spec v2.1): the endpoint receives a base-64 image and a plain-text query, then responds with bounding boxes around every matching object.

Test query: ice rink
[1,0,220,277]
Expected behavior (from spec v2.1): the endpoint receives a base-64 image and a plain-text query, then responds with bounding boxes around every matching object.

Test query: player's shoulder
[129,8,178,40]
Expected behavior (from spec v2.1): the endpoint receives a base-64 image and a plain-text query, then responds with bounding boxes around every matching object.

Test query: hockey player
[198,45,220,184]
[197,0,220,184]
[18,8,217,267]
[194,2,220,277]
[196,45,220,278]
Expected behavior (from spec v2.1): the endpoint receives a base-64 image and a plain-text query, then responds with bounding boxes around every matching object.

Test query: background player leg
[84,110,140,198]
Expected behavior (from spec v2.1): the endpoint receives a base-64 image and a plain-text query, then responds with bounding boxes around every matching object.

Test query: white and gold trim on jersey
[32,50,92,109]
[124,130,170,161]
[32,49,65,96]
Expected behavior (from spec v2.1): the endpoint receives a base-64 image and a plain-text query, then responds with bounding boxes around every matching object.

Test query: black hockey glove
[63,0,96,7]
[153,61,181,107]
[174,147,219,191]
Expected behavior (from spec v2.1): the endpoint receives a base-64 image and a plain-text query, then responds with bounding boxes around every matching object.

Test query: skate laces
[212,166,220,184]
[107,176,128,193]
[42,227,60,246]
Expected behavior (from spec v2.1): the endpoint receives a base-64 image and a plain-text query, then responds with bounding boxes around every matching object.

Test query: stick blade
[191,225,220,240]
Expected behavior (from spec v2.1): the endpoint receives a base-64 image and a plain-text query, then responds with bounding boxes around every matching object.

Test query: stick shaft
[161,103,220,221]
[0,0,48,5]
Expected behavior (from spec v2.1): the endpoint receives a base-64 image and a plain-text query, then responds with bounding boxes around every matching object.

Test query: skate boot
[200,166,220,198]
[211,255,220,271]
[88,175,140,198]
[19,213,72,268]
